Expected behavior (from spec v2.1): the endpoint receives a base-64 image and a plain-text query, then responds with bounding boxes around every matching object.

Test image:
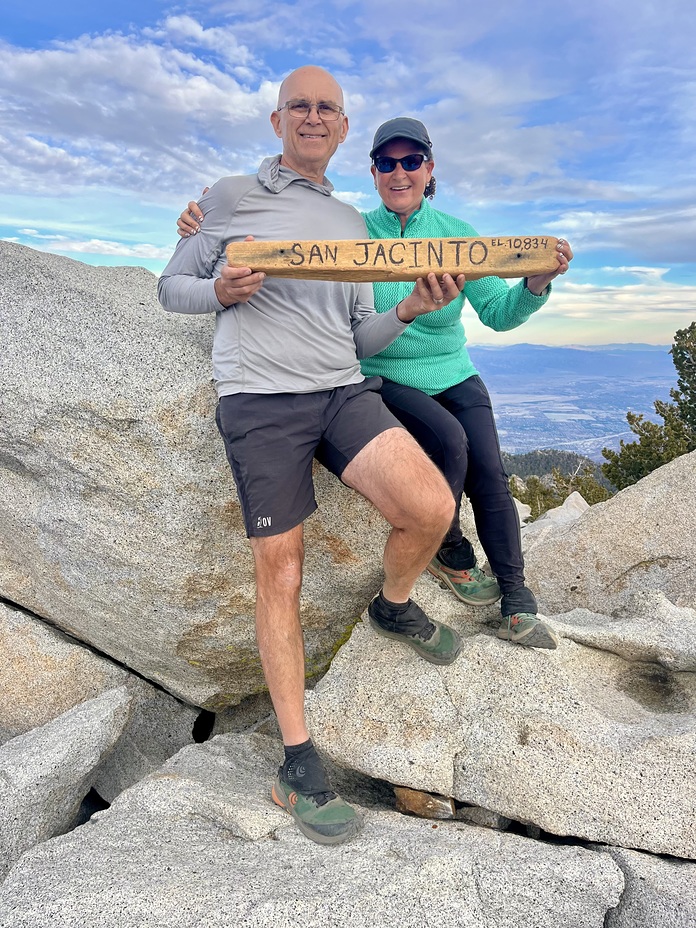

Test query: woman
[176,117,572,650]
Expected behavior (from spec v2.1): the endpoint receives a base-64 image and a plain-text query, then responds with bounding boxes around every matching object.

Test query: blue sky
[2,0,695,345]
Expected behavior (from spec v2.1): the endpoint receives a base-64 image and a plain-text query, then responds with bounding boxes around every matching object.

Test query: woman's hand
[396,272,466,322]
[177,189,209,237]
[526,238,573,295]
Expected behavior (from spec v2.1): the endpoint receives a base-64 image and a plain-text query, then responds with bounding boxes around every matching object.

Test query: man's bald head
[277,65,345,110]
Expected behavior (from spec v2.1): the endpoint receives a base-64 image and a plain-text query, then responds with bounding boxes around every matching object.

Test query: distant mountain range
[467,343,675,462]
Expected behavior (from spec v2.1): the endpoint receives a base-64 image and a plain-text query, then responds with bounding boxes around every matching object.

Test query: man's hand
[214,236,266,307]
[525,238,574,295]
[396,272,466,322]
[177,191,208,237]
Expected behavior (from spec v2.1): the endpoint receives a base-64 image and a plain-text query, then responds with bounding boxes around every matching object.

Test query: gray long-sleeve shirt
[158,156,409,396]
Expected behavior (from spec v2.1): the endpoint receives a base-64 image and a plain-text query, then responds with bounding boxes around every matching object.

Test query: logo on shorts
[256,515,272,529]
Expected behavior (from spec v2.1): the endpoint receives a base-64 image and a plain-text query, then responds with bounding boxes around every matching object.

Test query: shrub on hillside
[601,322,696,489]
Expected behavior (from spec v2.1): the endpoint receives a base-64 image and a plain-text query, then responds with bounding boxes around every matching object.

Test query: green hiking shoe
[497,613,558,650]
[368,596,462,665]
[427,554,501,606]
[272,774,362,846]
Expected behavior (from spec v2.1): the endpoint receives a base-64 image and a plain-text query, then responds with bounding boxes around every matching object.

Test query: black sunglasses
[373,153,427,173]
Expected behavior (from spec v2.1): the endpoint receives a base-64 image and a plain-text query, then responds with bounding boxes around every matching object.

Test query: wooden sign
[225,236,559,282]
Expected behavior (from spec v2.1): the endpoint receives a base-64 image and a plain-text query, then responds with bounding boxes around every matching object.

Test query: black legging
[379,375,536,614]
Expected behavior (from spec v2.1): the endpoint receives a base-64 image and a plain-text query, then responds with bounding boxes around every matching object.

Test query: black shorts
[215,377,402,537]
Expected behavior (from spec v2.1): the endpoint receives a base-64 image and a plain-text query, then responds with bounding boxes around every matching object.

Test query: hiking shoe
[497,613,558,649]
[428,554,501,606]
[368,596,462,665]
[271,774,362,846]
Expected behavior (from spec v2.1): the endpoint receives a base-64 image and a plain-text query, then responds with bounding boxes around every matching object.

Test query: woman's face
[371,138,434,227]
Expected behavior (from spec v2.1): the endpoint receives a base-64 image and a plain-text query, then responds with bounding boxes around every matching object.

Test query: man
[158,65,465,846]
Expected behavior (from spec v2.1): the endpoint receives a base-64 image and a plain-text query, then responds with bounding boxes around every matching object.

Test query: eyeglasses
[373,153,428,173]
[277,100,345,122]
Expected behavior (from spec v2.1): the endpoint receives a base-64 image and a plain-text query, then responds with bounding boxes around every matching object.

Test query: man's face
[270,67,349,179]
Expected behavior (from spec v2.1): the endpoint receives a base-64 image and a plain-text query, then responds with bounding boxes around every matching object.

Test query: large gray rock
[523,451,696,614]
[305,576,696,859]
[602,846,696,928]
[520,489,589,541]
[0,733,624,927]
[0,687,132,881]
[0,241,391,709]
[550,591,696,672]
[0,603,198,799]
[513,496,532,525]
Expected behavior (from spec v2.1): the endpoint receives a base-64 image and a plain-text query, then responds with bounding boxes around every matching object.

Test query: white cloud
[27,236,172,259]
[546,205,696,263]
[332,189,371,207]
[467,275,696,346]
[600,267,670,283]
[143,15,259,70]
[9,223,172,259]
[0,32,279,196]
[550,279,696,314]
[319,47,355,69]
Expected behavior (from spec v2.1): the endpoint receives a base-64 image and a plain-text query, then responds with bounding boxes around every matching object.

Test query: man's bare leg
[250,430,452,729]
[251,522,362,844]
[250,524,308,746]
[342,427,454,600]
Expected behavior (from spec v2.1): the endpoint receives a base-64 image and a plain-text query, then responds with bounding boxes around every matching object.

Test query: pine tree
[670,320,696,434]
[511,475,563,521]
[551,463,613,505]
[601,322,696,490]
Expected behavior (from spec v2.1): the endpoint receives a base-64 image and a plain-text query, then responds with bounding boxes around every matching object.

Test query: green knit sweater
[360,199,551,395]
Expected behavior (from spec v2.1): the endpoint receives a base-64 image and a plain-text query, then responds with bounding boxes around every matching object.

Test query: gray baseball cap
[369,117,433,159]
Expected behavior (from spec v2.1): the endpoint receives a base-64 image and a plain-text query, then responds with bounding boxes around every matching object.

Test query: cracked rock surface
[0,734,625,928]
[306,575,696,859]
[522,451,696,614]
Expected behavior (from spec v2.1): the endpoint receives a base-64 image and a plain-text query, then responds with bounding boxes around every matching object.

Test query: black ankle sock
[369,592,434,639]
[376,590,410,614]
[280,739,335,803]
[437,542,476,571]
[284,738,313,762]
